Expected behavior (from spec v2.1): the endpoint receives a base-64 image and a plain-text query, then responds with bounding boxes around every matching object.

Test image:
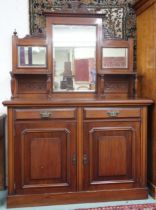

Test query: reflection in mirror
[18,46,46,67]
[102,48,128,69]
[53,25,96,92]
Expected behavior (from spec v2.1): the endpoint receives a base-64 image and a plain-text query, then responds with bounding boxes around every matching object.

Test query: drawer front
[84,107,141,119]
[15,108,76,120]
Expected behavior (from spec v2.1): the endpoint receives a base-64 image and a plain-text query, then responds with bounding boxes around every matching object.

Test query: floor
[1,191,156,210]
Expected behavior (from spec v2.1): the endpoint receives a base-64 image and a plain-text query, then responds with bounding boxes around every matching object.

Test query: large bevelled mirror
[53,25,96,92]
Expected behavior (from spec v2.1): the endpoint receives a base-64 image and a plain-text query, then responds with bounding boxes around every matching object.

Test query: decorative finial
[13,29,17,36]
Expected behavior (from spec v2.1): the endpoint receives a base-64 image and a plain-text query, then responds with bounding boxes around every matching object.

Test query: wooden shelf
[11,70,51,75]
[98,72,137,75]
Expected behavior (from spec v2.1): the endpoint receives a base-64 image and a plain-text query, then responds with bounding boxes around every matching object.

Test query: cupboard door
[14,121,76,194]
[83,121,141,191]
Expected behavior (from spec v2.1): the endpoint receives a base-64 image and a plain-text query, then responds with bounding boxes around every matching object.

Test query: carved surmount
[61,0,89,12]
[42,0,106,18]
[12,30,45,39]
[51,0,94,13]
[23,32,46,39]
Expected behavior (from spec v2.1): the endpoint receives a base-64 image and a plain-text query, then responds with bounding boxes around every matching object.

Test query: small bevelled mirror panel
[53,25,96,92]
[18,46,47,67]
[102,48,128,69]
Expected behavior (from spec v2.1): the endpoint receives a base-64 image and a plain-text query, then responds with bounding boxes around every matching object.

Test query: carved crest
[60,0,89,12]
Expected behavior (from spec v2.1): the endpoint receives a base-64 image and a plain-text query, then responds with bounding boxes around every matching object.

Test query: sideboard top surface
[3,98,153,107]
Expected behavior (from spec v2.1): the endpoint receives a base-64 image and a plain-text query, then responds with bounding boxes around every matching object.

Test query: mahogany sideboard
[3,99,152,208]
[3,4,153,208]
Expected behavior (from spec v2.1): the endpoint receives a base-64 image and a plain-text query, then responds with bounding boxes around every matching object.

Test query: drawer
[15,108,76,120]
[84,107,141,119]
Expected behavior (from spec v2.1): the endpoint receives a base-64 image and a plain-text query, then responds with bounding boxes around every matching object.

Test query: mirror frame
[45,14,103,94]
[100,39,134,74]
[12,35,49,74]
[52,25,97,92]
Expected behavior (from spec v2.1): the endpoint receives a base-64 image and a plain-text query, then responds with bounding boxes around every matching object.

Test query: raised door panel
[83,121,140,191]
[14,121,76,194]
[98,134,128,177]
[30,138,62,180]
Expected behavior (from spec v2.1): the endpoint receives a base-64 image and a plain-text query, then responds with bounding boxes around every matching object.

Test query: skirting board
[7,188,148,208]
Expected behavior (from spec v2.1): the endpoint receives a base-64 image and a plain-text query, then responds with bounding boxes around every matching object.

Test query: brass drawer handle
[107,110,119,117]
[40,111,51,119]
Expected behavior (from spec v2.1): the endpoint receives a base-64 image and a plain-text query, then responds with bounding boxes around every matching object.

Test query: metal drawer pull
[107,110,119,117]
[40,111,51,119]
